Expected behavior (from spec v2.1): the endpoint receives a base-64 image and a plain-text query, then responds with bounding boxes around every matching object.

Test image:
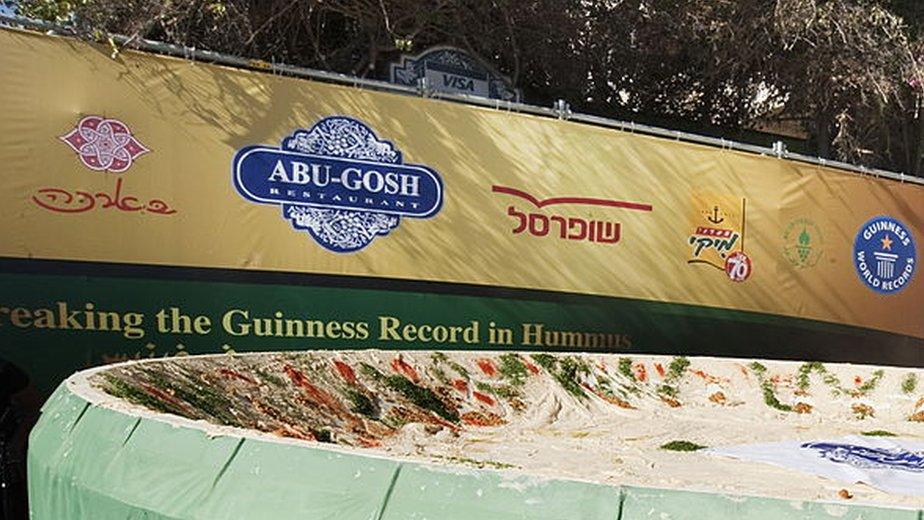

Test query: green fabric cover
[620,486,921,520]
[29,382,923,519]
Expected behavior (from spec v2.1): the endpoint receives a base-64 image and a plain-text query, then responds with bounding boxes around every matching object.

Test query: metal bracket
[553,99,571,120]
[416,77,430,98]
[772,141,788,158]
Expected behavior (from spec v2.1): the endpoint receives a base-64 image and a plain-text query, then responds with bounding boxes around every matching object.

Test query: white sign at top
[389,46,520,102]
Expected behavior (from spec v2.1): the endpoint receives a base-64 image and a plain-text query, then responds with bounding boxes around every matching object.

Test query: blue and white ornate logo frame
[390,46,520,102]
[232,116,444,253]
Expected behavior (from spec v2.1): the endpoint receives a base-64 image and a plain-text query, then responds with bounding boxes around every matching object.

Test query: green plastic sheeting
[382,464,623,520]
[620,487,921,520]
[29,383,400,519]
[29,382,923,520]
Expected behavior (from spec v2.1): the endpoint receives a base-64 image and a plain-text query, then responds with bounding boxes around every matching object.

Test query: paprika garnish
[333,360,357,384]
[461,411,506,427]
[391,356,420,382]
[476,358,497,377]
[632,363,648,382]
[219,368,256,384]
[473,391,495,406]
[285,365,343,411]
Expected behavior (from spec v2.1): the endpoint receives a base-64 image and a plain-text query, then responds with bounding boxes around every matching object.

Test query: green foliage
[447,361,469,379]
[861,430,897,437]
[101,374,176,415]
[474,380,494,395]
[856,370,884,395]
[660,440,706,452]
[556,357,590,398]
[498,353,529,386]
[13,0,86,22]
[255,368,285,387]
[359,362,384,382]
[657,356,690,399]
[667,356,690,379]
[313,429,332,443]
[749,362,792,412]
[104,368,239,425]
[797,362,883,397]
[796,361,825,391]
[618,357,635,380]
[430,366,450,385]
[529,354,586,398]
[657,384,678,398]
[594,374,628,400]
[382,411,408,430]
[157,373,237,424]
[474,381,520,400]
[901,373,918,394]
[530,353,556,371]
[383,375,458,422]
[428,354,448,382]
[439,455,517,470]
[759,382,792,412]
[205,1,226,17]
[346,389,376,418]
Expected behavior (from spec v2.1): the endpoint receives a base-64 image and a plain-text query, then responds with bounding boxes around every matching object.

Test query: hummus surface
[78,351,924,507]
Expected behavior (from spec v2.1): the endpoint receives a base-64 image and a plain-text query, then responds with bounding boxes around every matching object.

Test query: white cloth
[708,435,924,496]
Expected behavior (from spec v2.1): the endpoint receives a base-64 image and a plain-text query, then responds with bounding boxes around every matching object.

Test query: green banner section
[1,269,921,393]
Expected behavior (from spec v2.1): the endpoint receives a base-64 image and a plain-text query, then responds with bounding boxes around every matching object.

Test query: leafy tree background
[5,0,923,176]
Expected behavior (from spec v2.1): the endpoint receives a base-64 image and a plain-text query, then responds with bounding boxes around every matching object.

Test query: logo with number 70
[724,251,753,282]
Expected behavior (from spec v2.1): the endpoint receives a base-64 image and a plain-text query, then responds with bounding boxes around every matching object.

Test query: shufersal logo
[233,116,443,252]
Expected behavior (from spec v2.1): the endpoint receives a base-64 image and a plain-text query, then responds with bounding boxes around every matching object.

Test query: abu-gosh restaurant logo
[233,116,443,253]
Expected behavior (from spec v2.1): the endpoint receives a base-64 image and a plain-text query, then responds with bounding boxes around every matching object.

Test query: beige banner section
[0,27,921,338]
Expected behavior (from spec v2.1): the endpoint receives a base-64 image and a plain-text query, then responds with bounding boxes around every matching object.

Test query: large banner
[0,27,922,389]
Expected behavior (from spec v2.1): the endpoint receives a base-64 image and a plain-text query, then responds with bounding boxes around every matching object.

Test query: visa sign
[424,67,491,98]
[390,47,520,102]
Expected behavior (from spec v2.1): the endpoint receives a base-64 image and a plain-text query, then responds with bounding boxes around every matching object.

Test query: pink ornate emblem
[60,116,149,173]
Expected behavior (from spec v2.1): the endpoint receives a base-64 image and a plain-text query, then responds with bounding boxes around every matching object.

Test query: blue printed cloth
[709,435,924,496]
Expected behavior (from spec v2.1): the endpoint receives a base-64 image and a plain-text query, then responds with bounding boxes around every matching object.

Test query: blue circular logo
[853,215,916,294]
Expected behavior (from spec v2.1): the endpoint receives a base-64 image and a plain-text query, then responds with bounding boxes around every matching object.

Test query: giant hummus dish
[76,351,924,507]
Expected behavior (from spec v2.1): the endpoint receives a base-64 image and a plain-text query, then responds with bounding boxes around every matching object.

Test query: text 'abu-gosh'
[235,149,442,218]
[268,159,421,196]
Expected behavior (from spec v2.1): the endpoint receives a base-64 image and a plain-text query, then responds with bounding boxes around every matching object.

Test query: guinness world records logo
[853,215,916,294]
